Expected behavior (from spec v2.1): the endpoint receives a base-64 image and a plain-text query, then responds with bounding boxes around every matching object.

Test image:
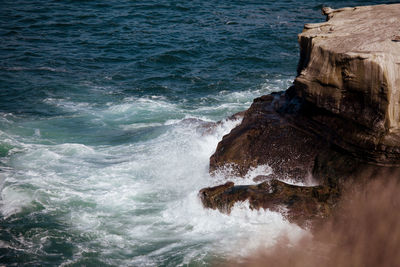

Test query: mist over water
[0,0,396,265]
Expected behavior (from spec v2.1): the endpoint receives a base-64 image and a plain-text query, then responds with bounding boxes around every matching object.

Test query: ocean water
[0,0,395,266]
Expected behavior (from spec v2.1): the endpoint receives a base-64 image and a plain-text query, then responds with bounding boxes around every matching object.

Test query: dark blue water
[0,0,395,266]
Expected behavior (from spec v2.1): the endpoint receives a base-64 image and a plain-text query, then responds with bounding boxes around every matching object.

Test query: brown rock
[201,4,400,226]
[209,91,330,181]
[295,4,400,165]
[312,148,400,191]
[199,179,339,227]
[209,3,400,179]
[195,110,245,136]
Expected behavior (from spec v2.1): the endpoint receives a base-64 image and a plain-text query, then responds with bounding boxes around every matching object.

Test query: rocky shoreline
[199,4,400,226]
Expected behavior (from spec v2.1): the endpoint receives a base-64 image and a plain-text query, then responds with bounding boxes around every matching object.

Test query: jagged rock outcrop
[209,91,331,180]
[199,180,339,227]
[200,4,400,226]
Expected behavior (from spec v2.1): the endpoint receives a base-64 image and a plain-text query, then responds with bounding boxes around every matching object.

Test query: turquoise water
[0,1,394,266]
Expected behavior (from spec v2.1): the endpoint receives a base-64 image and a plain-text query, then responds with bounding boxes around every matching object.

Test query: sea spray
[0,100,305,265]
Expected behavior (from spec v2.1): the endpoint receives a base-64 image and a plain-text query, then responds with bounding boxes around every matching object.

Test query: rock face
[200,4,400,226]
[296,4,400,164]
[209,91,331,180]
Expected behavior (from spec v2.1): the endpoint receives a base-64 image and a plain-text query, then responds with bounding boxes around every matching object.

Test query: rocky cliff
[200,4,400,226]
[296,4,400,165]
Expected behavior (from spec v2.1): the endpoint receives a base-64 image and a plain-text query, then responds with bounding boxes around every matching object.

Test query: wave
[0,109,305,265]
[0,74,298,265]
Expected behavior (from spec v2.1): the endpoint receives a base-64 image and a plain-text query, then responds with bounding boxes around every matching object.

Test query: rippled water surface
[0,0,395,265]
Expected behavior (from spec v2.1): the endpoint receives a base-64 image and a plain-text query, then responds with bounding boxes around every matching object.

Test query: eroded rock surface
[296,4,400,164]
[200,180,339,227]
[209,91,330,180]
[200,4,400,226]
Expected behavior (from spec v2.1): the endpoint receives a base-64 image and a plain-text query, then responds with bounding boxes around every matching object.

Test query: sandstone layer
[200,4,400,226]
[296,4,400,164]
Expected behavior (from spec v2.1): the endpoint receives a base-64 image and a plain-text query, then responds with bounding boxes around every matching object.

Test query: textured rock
[295,4,400,164]
[209,3,400,178]
[209,91,330,180]
[312,148,400,190]
[199,179,339,227]
[201,4,400,225]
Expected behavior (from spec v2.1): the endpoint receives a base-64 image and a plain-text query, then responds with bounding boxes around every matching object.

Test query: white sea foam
[43,97,92,113]
[162,193,305,259]
[0,186,34,217]
[1,82,306,265]
[120,122,164,130]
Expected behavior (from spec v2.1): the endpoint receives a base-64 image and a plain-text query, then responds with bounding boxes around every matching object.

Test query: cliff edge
[296,4,400,164]
[200,4,400,226]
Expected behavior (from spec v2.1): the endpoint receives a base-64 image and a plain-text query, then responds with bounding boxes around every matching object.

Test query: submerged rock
[200,4,400,225]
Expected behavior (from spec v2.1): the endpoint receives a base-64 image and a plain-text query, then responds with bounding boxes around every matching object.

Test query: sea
[0,0,395,266]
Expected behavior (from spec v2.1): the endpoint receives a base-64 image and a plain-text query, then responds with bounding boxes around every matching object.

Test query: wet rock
[209,91,331,181]
[199,179,339,227]
[312,148,400,191]
[252,175,270,182]
[195,111,245,136]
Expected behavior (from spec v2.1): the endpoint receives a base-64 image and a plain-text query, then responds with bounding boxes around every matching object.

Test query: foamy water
[1,1,390,264]
[0,78,310,266]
